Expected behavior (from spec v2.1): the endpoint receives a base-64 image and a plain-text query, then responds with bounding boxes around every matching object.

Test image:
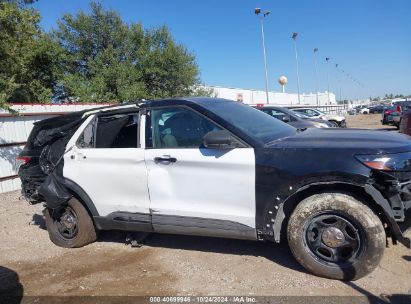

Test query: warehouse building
[205,85,336,106]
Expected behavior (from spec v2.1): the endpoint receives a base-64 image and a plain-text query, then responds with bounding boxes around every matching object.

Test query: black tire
[44,198,97,248]
[287,192,385,281]
[329,120,339,128]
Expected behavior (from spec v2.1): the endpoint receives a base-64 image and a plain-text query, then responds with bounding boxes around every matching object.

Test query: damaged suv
[18,98,411,280]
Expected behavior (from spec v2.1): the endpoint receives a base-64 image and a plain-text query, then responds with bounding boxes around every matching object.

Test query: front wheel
[287,192,385,280]
[329,120,339,127]
[44,198,98,248]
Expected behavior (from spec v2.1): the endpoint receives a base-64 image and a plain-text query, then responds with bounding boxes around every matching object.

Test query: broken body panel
[18,98,411,248]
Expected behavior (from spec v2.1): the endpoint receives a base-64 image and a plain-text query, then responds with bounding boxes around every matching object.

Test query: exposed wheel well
[68,190,95,220]
[63,178,99,219]
[280,183,390,241]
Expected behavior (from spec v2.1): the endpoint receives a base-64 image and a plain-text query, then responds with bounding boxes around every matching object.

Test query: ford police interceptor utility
[18,98,411,280]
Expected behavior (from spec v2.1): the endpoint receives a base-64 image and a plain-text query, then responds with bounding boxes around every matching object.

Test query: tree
[0,1,61,109]
[53,2,204,103]
[191,86,217,97]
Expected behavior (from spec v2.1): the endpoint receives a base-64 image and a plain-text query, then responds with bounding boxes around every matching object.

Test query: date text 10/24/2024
[150,297,257,303]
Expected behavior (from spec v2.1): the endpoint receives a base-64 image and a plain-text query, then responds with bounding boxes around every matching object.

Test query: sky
[33,0,411,100]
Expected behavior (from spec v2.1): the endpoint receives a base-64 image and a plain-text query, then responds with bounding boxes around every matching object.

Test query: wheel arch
[274,182,390,243]
[63,178,100,218]
[328,119,340,126]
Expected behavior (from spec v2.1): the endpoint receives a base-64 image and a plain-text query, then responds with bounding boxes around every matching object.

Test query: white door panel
[145,148,256,228]
[63,115,150,216]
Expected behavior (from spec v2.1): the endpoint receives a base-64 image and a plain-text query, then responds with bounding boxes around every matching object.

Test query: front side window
[150,107,222,148]
[199,101,296,145]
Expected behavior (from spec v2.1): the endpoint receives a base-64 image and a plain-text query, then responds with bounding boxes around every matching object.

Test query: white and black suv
[18,98,411,280]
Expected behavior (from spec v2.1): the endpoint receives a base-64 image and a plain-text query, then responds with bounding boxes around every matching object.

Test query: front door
[144,106,256,239]
[64,112,150,217]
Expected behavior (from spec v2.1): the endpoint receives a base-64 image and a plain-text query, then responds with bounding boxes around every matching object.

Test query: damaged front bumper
[366,171,411,248]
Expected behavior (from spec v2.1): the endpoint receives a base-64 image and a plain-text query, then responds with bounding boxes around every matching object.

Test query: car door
[63,112,150,217]
[144,106,257,240]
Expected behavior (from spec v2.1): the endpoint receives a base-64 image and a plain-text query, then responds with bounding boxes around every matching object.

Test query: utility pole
[326,57,331,104]
[292,32,301,104]
[313,48,320,106]
[255,8,271,104]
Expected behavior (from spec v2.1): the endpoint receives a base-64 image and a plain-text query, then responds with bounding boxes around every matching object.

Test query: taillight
[15,156,31,171]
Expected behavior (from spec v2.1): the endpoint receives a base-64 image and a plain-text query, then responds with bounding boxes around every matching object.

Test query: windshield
[200,100,296,144]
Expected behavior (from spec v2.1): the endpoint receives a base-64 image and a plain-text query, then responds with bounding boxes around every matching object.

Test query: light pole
[335,63,342,103]
[313,48,320,106]
[291,32,301,104]
[255,8,270,104]
[325,57,331,104]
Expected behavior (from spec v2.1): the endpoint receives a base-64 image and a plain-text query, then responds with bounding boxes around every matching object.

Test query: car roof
[83,97,234,115]
[36,97,238,127]
[259,105,297,113]
[257,105,285,110]
[142,97,234,108]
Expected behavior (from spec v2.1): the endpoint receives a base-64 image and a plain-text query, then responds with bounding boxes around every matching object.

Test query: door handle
[154,156,177,163]
[70,153,86,160]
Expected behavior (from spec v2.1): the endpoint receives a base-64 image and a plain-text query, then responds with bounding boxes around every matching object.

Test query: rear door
[63,112,150,217]
[144,106,256,240]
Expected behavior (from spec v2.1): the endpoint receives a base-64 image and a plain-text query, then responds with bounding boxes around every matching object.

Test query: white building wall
[206,86,336,106]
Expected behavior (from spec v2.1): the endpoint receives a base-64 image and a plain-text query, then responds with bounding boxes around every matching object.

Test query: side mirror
[202,130,239,149]
[282,115,290,123]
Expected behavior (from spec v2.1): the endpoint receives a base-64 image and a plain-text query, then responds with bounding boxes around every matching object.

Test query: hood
[268,128,411,153]
[324,114,345,121]
[305,118,333,126]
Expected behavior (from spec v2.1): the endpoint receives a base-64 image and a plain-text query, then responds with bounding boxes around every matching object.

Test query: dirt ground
[345,113,397,130]
[0,114,410,302]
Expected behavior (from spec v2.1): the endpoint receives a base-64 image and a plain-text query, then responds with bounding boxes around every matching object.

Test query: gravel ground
[0,190,410,300]
[0,114,410,301]
[345,113,397,130]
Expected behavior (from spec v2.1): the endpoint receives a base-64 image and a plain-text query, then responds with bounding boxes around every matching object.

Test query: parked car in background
[353,105,368,114]
[255,106,333,129]
[291,108,346,127]
[399,108,411,136]
[369,105,385,114]
[391,112,401,129]
[359,107,370,114]
[347,108,356,115]
[382,105,401,126]
[393,100,411,109]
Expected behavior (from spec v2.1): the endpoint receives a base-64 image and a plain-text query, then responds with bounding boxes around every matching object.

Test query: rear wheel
[44,198,97,248]
[287,192,385,280]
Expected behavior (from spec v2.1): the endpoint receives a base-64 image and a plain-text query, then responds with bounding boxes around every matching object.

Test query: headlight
[312,122,330,128]
[355,152,411,171]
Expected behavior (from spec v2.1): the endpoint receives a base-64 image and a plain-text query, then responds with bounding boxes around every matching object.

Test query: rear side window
[77,113,139,149]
